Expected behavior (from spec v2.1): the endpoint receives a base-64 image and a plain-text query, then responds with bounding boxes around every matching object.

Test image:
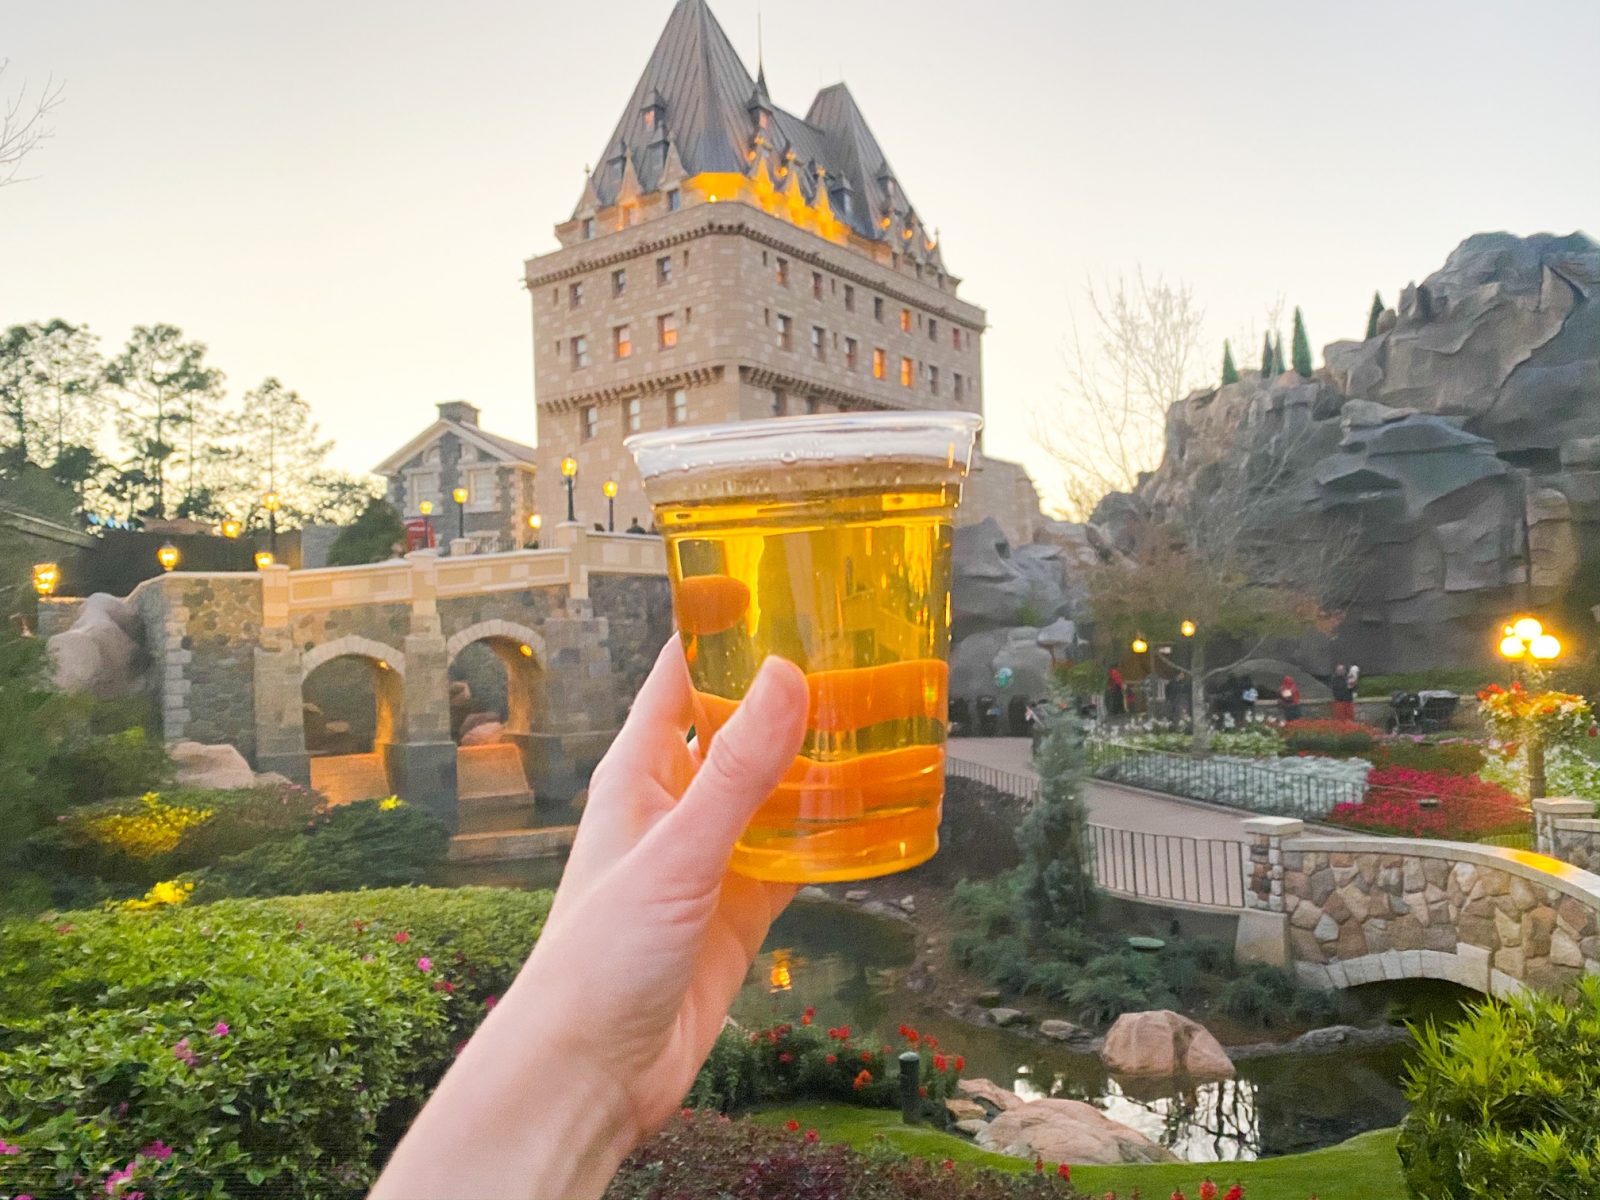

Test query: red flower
[934,1053,949,1072]
[804,1006,815,1018]
[1171,1191,1187,1200]
[1199,1181,1217,1200]
[804,1128,819,1144]
[785,1119,800,1132]
[852,1069,873,1091]
[825,1053,837,1064]
[778,1052,794,1064]
[918,1085,927,1097]
[767,1030,780,1044]
[941,1159,955,1172]
[679,1108,694,1121]
[1223,1187,1243,1200]
[862,1050,874,1062]
[838,1025,851,1039]
[954,1055,965,1072]
[394,931,410,945]
[800,1012,812,1026]
[1058,1163,1071,1181]
[923,1035,937,1049]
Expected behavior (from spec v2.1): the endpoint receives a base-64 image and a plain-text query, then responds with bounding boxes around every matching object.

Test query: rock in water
[956,1077,1025,1113]
[1039,1019,1093,1043]
[976,1098,1179,1164]
[170,741,256,790]
[1100,1010,1236,1078]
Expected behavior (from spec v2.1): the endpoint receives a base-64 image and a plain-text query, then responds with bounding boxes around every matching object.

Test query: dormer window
[643,109,656,131]
[642,90,666,134]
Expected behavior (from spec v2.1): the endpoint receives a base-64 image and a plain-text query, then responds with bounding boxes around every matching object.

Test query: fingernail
[743,656,804,717]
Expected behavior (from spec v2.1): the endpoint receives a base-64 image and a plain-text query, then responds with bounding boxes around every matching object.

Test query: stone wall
[1254,824,1600,996]
[1535,797,1600,872]
[437,586,567,639]
[290,602,410,657]
[176,575,263,756]
[589,573,673,704]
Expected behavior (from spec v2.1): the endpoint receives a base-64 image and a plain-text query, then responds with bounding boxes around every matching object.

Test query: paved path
[947,737,1261,842]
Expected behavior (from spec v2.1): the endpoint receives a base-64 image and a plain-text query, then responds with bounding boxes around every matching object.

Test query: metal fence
[1086,740,1365,819]
[944,756,1041,805]
[1088,824,1248,909]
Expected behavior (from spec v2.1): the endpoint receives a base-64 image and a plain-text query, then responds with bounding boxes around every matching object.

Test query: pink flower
[105,1164,136,1194]
[416,956,432,973]
[484,994,498,1010]
[804,1128,819,1143]
[171,1038,198,1067]
[394,930,410,944]
[211,1022,229,1038]
[0,1137,20,1155]
[138,1140,173,1162]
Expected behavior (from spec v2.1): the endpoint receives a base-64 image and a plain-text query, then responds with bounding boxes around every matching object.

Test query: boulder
[954,1118,990,1137]
[986,1007,1026,1027]
[945,1098,988,1123]
[252,771,297,790]
[956,1077,1024,1113]
[170,741,255,790]
[47,593,144,700]
[459,711,501,738]
[1100,1010,1236,1079]
[951,518,1071,637]
[1038,1019,1093,1044]
[460,720,507,746]
[975,1098,1178,1165]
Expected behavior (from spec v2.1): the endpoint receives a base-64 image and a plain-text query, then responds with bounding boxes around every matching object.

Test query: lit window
[845,337,858,370]
[643,109,656,131]
[657,255,672,285]
[571,335,589,369]
[844,285,855,312]
[622,205,637,227]
[873,296,884,322]
[900,308,912,332]
[953,372,964,401]
[613,324,631,359]
[658,313,678,348]
[872,348,886,379]
[669,389,688,425]
[812,271,823,299]
[570,281,584,308]
[900,356,913,387]
[811,325,825,361]
[929,365,940,395]
[612,268,626,297]
[582,405,598,439]
[581,217,595,240]
[667,188,681,211]
[776,257,788,286]
[928,318,938,342]
[777,314,792,350]
[626,397,642,432]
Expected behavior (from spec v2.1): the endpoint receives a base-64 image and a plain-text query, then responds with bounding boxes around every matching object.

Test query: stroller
[1388,690,1460,734]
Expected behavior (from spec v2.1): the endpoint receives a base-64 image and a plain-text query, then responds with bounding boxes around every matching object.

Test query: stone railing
[1241,818,1600,997]
[1535,797,1600,872]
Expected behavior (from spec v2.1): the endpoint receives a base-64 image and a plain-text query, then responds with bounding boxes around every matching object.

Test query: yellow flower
[87,793,214,859]
[378,796,404,811]
[121,878,195,912]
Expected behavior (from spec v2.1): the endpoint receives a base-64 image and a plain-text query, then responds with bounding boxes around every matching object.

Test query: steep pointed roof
[576,0,933,248]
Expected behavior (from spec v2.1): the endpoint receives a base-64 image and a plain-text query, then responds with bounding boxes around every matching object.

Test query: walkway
[947,737,1260,843]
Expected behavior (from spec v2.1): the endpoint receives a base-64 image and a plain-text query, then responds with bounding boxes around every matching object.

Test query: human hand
[371,638,809,1200]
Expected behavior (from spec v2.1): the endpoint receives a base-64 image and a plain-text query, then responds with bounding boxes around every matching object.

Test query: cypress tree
[1271,334,1286,377]
[1221,340,1239,385]
[1366,291,1385,339]
[1261,332,1274,377]
[1017,717,1098,935]
[1291,307,1313,378]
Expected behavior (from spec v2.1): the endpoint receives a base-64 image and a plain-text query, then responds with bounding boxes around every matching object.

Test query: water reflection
[734,900,1425,1163]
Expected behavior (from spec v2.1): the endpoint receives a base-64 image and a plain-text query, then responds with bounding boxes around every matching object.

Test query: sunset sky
[5,0,1597,512]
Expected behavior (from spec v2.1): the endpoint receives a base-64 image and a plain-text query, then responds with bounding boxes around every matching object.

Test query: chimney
[437,400,480,427]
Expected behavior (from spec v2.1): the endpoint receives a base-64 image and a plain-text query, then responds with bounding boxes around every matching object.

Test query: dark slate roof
[578,0,930,249]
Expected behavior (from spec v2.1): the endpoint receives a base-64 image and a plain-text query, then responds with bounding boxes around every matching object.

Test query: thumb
[649,656,808,884]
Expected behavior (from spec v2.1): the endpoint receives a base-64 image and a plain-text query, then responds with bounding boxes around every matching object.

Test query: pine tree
[1017,718,1098,935]
[327,497,407,565]
[1366,292,1385,339]
[1260,332,1274,377]
[1271,334,1286,377]
[1221,340,1239,385]
[105,324,224,519]
[1291,307,1313,378]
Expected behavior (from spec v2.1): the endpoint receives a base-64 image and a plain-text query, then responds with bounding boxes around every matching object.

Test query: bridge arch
[299,635,408,803]
[302,635,407,680]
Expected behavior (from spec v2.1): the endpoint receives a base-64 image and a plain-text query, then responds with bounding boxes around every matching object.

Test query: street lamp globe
[1512,616,1543,642]
[254,550,275,570]
[263,491,281,513]
[603,479,618,499]
[1530,633,1562,661]
[419,500,433,516]
[32,562,59,597]
[560,456,578,479]
[157,543,181,572]
[220,518,242,538]
[452,486,468,505]
[1130,637,1149,655]
[1179,619,1197,638]
[1498,634,1527,660]
[528,513,542,531]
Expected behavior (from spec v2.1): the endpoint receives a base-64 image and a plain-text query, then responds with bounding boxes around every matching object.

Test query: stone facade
[1247,824,1600,997]
[1535,797,1600,872]
[589,573,674,705]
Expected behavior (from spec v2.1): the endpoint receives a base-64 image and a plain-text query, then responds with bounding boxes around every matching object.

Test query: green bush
[0,885,549,1199]
[195,798,449,899]
[46,725,172,806]
[1283,719,1378,754]
[1398,977,1600,1199]
[1370,739,1488,776]
[1218,964,1297,1026]
[1065,951,1176,1025]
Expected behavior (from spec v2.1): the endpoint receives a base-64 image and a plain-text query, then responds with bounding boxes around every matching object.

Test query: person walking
[1330,663,1354,721]
[1279,674,1302,722]
[1106,666,1127,718]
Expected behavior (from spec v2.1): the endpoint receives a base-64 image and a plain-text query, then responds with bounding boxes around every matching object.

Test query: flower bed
[1283,719,1377,754]
[1106,728,1284,758]
[1327,767,1527,839]
[1092,745,1369,818]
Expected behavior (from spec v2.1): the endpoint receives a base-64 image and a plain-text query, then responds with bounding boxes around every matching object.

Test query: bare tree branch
[0,61,64,188]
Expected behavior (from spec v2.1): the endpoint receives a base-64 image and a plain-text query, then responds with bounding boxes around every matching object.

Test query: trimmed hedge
[0,886,550,1199]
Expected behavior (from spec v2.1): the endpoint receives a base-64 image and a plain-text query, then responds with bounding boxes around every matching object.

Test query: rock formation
[1094,232,1600,670]
[169,741,256,790]
[1100,1009,1237,1078]
[46,593,146,700]
[975,1097,1179,1164]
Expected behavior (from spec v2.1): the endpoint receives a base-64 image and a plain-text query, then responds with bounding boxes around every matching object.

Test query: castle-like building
[525,0,1041,542]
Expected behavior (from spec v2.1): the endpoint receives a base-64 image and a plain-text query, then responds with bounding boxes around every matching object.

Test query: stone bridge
[1242,817,1600,997]
[123,523,671,844]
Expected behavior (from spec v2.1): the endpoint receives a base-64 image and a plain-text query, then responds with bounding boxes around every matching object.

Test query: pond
[731,898,1472,1163]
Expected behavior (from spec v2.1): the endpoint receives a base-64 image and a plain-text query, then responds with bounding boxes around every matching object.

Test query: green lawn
[753,1103,1409,1199]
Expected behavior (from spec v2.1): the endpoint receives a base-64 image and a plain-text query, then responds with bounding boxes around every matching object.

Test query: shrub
[1113,728,1283,758]
[1399,976,1600,1198]
[949,876,1020,940]
[1482,742,1600,803]
[1218,964,1297,1026]
[195,797,449,898]
[607,1110,1081,1199]
[1283,718,1378,754]
[1328,767,1526,839]
[1065,951,1175,1025]
[46,725,173,806]
[0,886,550,1199]
[951,933,1034,993]
[1369,738,1488,776]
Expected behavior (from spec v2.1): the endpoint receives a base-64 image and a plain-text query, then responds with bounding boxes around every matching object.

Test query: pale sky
[5,0,1597,513]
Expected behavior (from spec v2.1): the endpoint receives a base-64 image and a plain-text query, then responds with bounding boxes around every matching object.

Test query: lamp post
[157,543,181,572]
[526,512,542,549]
[602,479,618,531]
[452,486,468,540]
[254,550,275,569]
[263,490,281,556]
[419,499,434,548]
[220,518,241,539]
[32,562,59,597]
[561,455,578,523]
[1498,614,1563,798]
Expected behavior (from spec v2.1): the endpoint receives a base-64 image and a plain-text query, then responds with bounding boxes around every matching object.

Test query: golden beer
[627,412,980,882]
